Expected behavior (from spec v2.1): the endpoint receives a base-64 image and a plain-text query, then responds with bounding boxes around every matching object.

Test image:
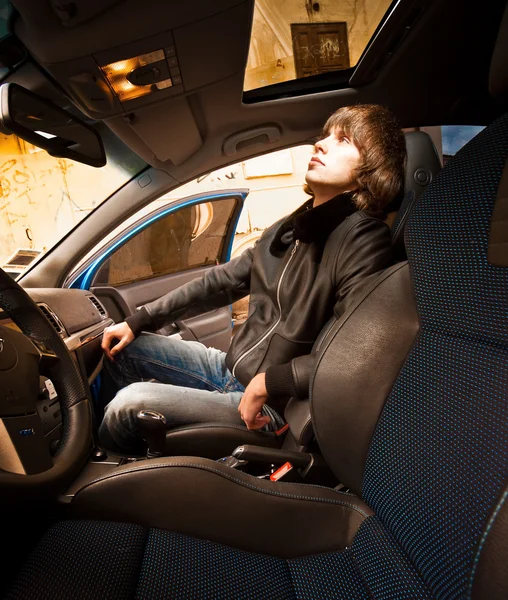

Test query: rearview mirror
[0,82,106,167]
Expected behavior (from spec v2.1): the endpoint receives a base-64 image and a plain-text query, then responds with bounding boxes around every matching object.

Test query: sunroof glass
[244,0,394,91]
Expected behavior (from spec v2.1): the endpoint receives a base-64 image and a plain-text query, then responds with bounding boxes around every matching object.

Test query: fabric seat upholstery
[7,520,369,600]
[310,117,508,597]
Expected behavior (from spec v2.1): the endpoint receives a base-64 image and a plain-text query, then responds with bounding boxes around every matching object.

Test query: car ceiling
[7,0,508,187]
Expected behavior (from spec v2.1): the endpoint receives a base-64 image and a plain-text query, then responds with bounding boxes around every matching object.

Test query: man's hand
[238,372,271,430]
[101,321,135,361]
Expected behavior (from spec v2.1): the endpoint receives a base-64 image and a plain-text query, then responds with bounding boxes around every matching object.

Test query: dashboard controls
[49,439,60,455]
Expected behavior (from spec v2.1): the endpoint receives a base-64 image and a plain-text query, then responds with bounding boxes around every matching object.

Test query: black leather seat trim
[70,456,373,558]
[164,424,281,459]
[166,422,276,434]
[311,262,420,494]
[284,397,314,446]
[391,131,442,260]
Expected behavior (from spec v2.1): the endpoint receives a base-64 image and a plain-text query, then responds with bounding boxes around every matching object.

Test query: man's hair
[305,104,406,211]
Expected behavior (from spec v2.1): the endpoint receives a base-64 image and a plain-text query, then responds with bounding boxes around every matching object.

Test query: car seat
[6,5,508,597]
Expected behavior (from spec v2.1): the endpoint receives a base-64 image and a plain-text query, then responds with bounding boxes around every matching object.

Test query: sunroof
[244,0,395,92]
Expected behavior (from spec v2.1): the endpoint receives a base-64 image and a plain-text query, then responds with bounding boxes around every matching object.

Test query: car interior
[1,0,508,597]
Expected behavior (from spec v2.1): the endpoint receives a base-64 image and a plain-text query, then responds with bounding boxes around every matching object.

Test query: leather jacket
[126,195,394,412]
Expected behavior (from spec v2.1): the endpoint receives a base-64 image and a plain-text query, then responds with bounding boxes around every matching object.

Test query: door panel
[77,191,246,352]
[91,265,233,352]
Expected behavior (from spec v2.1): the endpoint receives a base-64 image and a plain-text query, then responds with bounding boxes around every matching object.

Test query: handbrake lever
[231,444,312,469]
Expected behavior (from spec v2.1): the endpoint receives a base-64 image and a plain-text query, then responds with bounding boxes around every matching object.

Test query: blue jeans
[98,333,284,455]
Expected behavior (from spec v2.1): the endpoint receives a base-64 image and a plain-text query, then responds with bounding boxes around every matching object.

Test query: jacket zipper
[232,240,300,378]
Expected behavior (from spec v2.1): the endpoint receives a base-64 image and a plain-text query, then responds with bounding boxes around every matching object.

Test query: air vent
[88,295,107,318]
[4,248,41,267]
[37,303,65,336]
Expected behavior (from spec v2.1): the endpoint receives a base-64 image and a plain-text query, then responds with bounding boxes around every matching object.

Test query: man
[99,104,406,454]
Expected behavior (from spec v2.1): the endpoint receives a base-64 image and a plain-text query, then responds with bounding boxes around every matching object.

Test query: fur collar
[269,193,358,255]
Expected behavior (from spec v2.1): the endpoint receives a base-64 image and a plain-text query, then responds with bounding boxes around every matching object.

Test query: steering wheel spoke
[0,325,40,417]
[0,325,54,474]
[31,338,60,374]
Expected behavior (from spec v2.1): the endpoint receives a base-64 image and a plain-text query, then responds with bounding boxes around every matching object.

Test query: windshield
[0,121,147,279]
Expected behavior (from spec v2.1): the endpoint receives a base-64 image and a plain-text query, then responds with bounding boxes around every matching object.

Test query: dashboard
[1,287,113,381]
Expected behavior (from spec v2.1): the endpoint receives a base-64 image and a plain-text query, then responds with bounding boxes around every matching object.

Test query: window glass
[0,123,146,279]
[441,125,485,159]
[73,145,314,277]
[244,0,394,91]
[94,198,237,287]
[403,125,486,169]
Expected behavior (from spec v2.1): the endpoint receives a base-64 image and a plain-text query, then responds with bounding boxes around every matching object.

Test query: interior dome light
[100,50,173,102]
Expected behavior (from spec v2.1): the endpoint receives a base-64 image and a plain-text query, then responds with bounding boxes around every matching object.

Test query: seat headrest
[403,131,442,194]
[391,131,442,260]
[489,2,508,102]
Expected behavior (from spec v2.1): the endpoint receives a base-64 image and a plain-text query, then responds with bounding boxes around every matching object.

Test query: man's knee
[99,383,151,454]
[102,383,149,422]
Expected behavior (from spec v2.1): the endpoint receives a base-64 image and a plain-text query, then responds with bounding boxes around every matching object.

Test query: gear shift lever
[136,410,167,458]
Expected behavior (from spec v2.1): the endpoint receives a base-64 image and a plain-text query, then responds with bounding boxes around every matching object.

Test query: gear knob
[136,410,167,458]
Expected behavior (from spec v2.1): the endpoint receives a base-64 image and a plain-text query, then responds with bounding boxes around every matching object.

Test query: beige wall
[160,145,314,252]
[244,0,392,90]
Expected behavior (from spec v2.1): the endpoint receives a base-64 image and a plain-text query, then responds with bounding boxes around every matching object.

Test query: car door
[70,190,247,352]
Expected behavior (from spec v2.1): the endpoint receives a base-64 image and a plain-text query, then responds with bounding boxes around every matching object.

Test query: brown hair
[305,104,406,211]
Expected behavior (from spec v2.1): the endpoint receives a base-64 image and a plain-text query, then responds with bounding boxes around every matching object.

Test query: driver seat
[6,8,508,598]
[159,128,443,460]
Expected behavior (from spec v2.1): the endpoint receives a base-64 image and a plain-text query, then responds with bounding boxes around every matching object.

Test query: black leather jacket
[126,195,393,411]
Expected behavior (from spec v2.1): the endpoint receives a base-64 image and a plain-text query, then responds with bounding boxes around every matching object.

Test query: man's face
[305,129,362,197]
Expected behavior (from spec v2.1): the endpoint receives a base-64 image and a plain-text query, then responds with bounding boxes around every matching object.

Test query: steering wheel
[0,268,92,500]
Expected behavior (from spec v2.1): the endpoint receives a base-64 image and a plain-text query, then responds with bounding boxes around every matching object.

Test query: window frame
[68,190,247,290]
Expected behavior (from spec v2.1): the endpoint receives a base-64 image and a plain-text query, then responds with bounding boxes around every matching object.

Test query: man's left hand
[238,373,271,430]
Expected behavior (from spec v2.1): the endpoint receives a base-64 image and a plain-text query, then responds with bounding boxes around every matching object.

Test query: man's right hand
[101,321,135,361]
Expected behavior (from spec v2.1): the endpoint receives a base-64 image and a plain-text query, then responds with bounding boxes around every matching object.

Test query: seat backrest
[310,6,508,596]
[391,131,442,260]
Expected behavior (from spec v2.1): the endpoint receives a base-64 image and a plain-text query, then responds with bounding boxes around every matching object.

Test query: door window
[93,198,237,287]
